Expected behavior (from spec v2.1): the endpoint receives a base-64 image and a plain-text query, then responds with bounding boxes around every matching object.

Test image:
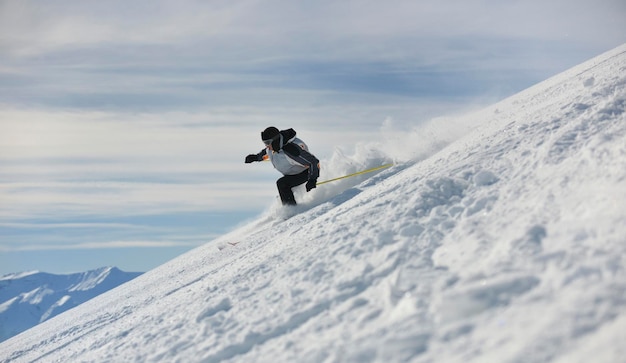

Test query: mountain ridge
[0,266,142,342]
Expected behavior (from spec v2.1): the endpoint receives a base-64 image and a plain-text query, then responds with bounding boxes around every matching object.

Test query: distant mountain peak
[0,271,40,281]
[0,266,142,343]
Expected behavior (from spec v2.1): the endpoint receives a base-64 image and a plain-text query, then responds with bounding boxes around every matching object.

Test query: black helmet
[261,126,283,150]
[261,126,279,141]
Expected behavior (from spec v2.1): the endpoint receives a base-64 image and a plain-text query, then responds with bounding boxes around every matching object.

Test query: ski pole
[317,163,394,185]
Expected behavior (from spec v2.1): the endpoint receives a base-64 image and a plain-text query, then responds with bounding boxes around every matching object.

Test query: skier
[245,127,320,206]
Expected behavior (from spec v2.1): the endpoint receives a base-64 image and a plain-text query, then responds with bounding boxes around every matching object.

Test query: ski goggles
[263,135,280,146]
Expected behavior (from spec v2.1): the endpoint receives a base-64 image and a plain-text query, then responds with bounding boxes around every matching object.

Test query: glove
[245,154,258,163]
[306,178,317,192]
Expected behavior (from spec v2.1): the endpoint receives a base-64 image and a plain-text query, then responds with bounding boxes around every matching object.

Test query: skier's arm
[283,144,319,180]
[245,149,267,163]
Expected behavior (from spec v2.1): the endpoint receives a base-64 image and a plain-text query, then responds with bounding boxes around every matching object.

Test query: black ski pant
[276,170,309,205]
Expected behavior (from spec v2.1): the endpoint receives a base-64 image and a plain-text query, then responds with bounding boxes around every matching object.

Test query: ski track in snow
[1,45,626,363]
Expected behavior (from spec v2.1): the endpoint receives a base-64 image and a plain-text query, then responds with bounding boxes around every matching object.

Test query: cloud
[0,222,154,230]
[2,1,623,108]
[0,1,246,57]
[2,240,202,252]
[3,1,623,67]
[0,113,276,221]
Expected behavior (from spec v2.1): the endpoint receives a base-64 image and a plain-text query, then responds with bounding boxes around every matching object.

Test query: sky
[1,0,624,275]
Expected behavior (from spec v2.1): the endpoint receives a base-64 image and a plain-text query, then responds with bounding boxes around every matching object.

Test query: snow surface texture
[0,267,142,343]
[1,45,625,363]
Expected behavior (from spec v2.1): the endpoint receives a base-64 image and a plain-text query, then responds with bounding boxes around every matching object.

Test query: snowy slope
[1,44,625,363]
[0,267,142,343]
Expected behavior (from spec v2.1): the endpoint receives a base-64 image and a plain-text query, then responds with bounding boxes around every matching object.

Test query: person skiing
[245,127,320,206]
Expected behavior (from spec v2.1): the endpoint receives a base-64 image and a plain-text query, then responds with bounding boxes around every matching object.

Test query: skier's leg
[276,171,309,205]
[276,175,296,205]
